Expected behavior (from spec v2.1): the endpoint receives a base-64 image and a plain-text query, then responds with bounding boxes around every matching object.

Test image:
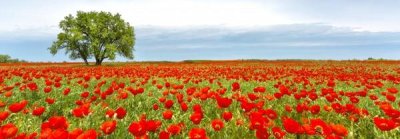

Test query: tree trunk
[83,59,89,65]
[95,59,102,65]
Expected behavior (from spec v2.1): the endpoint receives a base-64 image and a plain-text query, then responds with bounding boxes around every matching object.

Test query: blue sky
[0,0,399,61]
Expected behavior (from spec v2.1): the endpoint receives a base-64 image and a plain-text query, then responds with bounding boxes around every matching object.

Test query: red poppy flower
[100,120,117,135]
[72,104,90,118]
[180,102,188,111]
[369,95,378,100]
[153,104,159,110]
[145,120,162,132]
[240,100,255,112]
[310,105,320,115]
[190,112,203,125]
[115,107,127,119]
[118,82,125,89]
[8,100,28,113]
[387,87,398,94]
[253,86,266,93]
[159,130,170,139]
[192,104,203,113]
[296,103,308,113]
[278,85,289,94]
[32,106,45,116]
[255,128,269,139]
[45,97,55,104]
[44,86,52,93]
[274,93,283,99]
[308,93,318,100]
[69,128,83,139]
[310,118,332,135]
[159,97,166,103]
[163,110,173,120]
[0,123,18,138]
[232,82,240,92]
[373,117,396,131]
[283,117,303,134]
[165,82,171,88]
[15,132,37,139]
[222,111,233,121]
[83,75,91,81]
[331,124,348,137]
[0,111,10,121]
[349,97,359,103]
[167,124,181,135]
[264,109,277,120]
[128,121,146,137]
[188,128,208,139]
[40,128,52,139]
[45,116,69,130]
[272,127,286,139]
[382,108,400,118]
[156,84,163,90]
[77,129,97,139]
[63,88,71,95]
[285,105,292,112]
[4,91,12,97]
[81,91,90,98]
[105,109,115,118]
[165,100,174,109]
[27,83,38,91]
[216,95,232,108]
[0,101,6,107]
[211,119,224,131]
[249,112,268,130]
[386,94,396,102]
[54,82,61,88]
[327,80,335,87]
[48,128,69,139]
[248,93,259,101]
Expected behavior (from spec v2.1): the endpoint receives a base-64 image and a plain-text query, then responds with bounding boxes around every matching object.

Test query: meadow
[0,61,399,139]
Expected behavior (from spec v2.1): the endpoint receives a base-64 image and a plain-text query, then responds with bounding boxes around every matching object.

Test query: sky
[0,0,399,62]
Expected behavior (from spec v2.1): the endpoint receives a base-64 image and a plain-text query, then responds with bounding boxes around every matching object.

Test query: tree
[0,54,11,63]
[0,54,26,63]
[50,11,135,65]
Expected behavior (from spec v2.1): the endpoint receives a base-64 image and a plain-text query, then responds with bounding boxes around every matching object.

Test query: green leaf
[49,11,135,65]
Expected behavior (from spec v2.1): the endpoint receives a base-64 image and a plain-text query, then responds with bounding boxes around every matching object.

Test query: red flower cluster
[128,117,162,138]
[0,61,400,138]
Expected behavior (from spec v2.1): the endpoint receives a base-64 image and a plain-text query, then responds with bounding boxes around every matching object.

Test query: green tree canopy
[0,54,26,63]
[0,54,11,63]
[50,11,135,65]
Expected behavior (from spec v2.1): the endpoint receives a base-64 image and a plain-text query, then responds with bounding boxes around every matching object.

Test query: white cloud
[2,0,399,34]
[0,0,289,32]
[1,23,400,61]
[134,24,400,49]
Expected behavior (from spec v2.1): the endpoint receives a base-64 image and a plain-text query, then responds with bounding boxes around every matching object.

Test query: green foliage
[367,57,386,61]
[0,54,11,63]
[0,54,26,63]
[50,11,135,65]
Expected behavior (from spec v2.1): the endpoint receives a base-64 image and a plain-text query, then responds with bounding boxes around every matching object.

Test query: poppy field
[0,61,400,139]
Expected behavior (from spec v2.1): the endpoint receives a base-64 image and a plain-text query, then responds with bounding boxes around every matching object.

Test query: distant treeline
[0,54,27,63]
[367,57,387,61]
